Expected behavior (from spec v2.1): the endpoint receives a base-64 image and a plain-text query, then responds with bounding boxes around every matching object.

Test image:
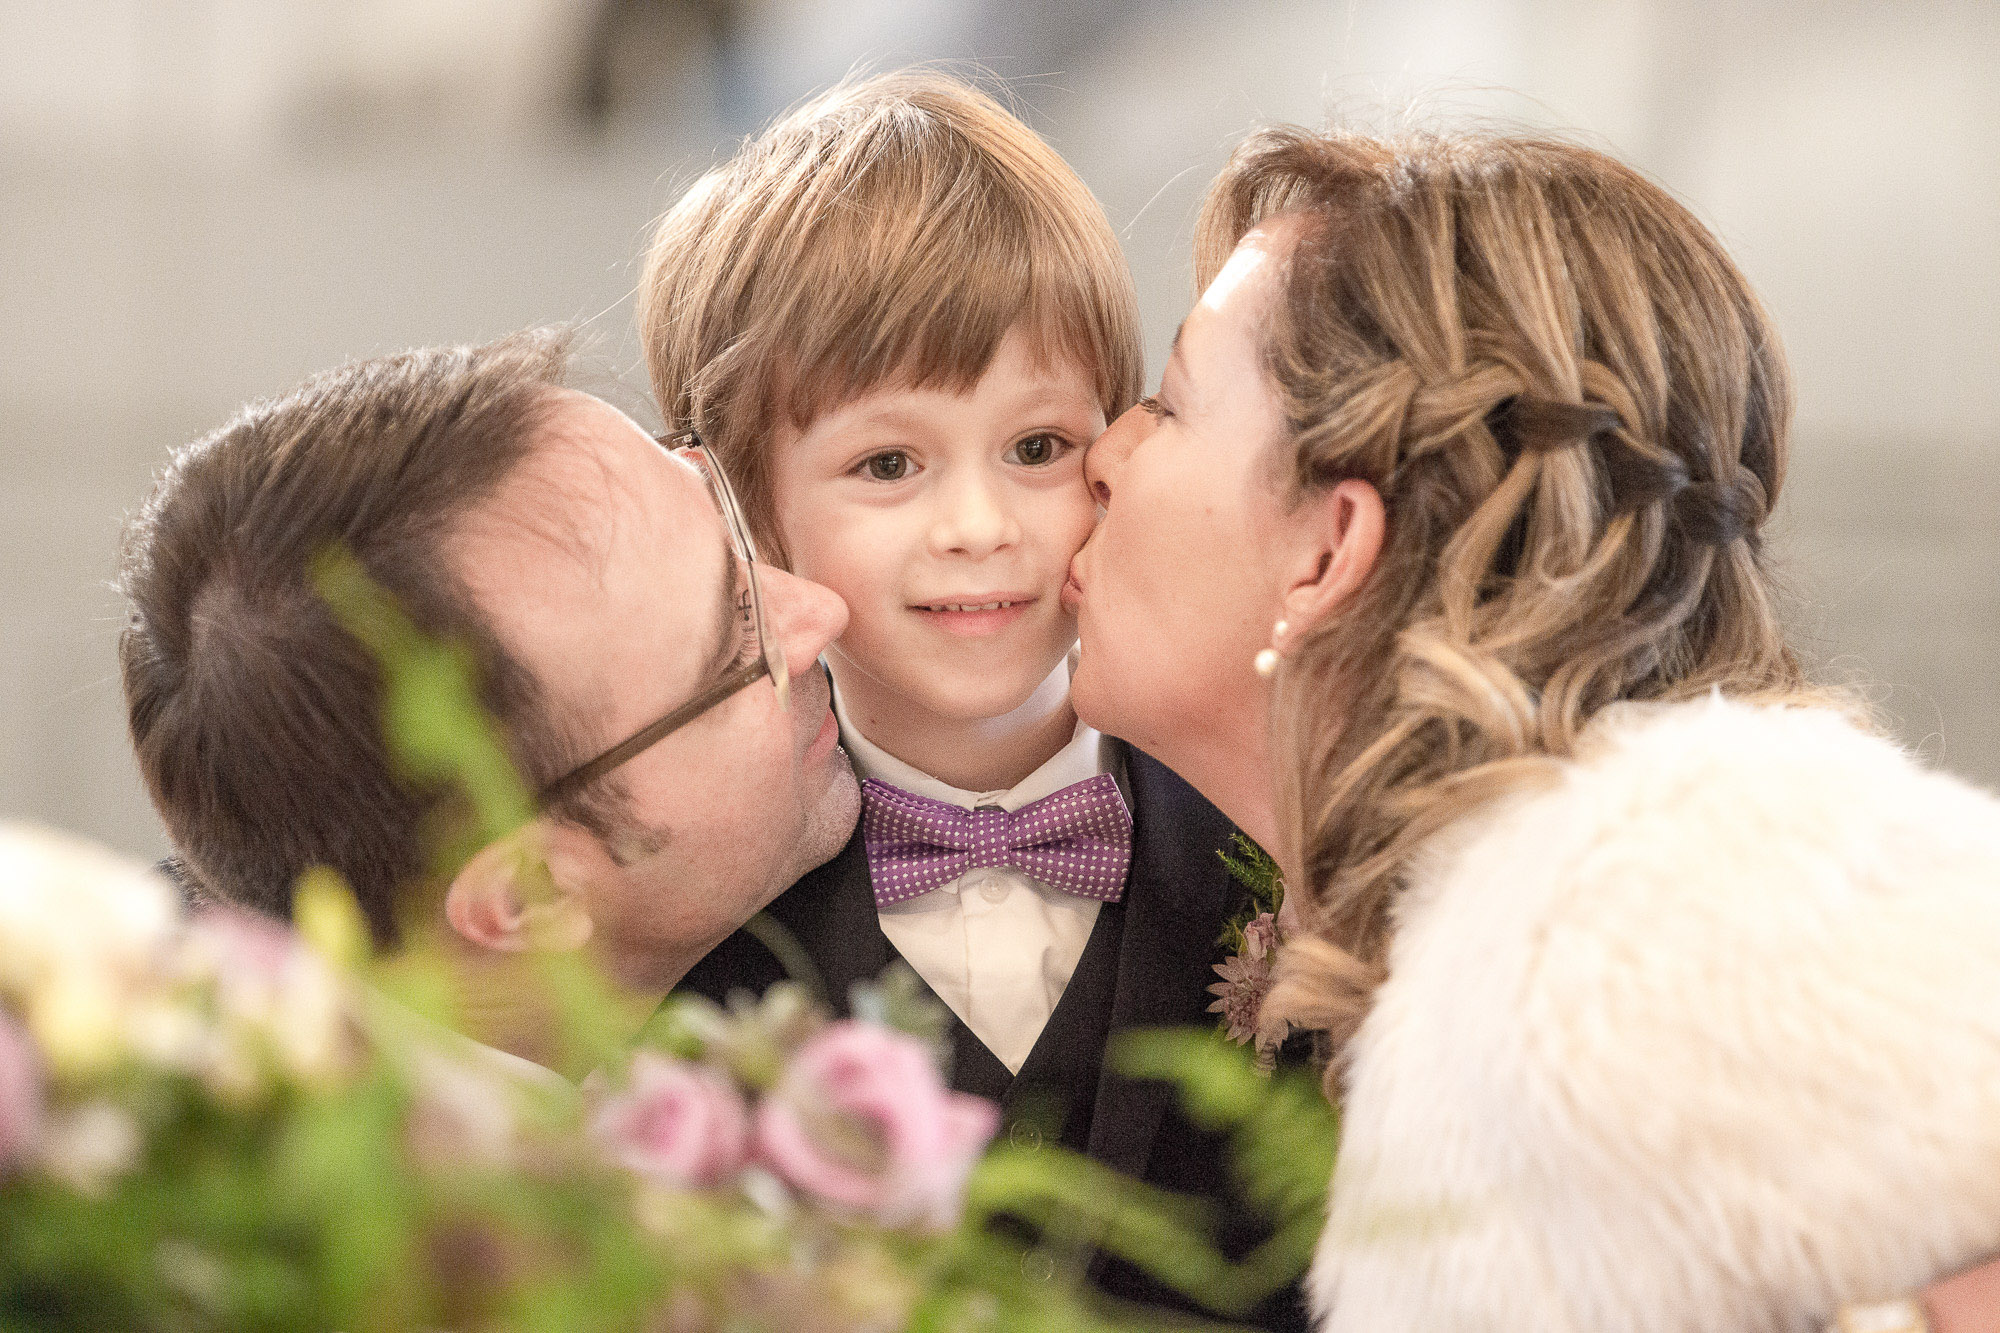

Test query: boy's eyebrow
[997,380,1108,416]
[840,402,936,431]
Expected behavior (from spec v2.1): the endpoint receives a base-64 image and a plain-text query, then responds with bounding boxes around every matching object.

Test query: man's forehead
[542,393,730,597]
[512,393,713,546]
[449,391,733,718]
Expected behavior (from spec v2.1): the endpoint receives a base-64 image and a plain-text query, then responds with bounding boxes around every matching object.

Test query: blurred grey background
[3,0,1995,863]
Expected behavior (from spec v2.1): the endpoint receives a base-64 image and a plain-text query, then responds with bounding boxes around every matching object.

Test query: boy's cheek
[780,534,906,629]
[1045,489,1104,561]
[776,497,885,578]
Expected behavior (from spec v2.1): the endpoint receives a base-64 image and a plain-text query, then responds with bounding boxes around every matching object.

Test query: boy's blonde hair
[638,72,1143,564]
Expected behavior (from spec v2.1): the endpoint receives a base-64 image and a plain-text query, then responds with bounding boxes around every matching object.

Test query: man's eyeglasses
[535,435,788,810]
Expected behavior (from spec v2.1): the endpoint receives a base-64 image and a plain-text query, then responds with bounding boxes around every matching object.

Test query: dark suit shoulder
[1118,743,1240,906]
[672,822,887,1013]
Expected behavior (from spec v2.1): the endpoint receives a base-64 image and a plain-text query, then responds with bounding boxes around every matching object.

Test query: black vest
[674,743,1308,1330]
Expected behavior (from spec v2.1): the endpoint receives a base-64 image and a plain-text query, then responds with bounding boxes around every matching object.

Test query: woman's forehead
[1203,215,1308,313]
[1200,229,1285,314]
[1179,225,1295,385]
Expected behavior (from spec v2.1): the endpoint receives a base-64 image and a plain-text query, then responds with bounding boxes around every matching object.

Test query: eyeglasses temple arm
[535,657,770,811]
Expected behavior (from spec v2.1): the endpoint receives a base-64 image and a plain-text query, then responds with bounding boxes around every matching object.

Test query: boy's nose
[929,474,1016,557]
[1084,407,1144,507]
[759,566,848,677]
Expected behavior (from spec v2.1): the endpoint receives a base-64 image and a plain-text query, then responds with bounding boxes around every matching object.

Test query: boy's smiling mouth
[913,598,1028,612]
[909,594,1038,637]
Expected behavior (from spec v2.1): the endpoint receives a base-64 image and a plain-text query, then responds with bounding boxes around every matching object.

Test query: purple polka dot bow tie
[860,775,1133,908]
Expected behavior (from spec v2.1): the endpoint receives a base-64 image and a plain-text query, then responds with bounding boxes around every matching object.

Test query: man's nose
[759,566,848,677]
[1084,407,1145,507]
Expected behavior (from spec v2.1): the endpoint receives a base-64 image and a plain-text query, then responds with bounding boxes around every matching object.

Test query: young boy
[644,75,1303,1329]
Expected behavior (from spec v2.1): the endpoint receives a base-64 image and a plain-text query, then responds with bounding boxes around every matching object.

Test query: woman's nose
[1084,406,1146,507]
[759,565,848,678]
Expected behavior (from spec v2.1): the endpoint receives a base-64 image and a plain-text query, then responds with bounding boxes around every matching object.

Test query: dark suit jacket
[675,742,1308,1331]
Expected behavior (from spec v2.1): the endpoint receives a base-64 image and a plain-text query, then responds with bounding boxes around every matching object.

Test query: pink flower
[1240,911,1279,962]
[1214,910,1296,1071]
[754,1021,998,1230]
[0,1009,43,1173]
[591,1052,749,1190]
[1208,950,1274,1048]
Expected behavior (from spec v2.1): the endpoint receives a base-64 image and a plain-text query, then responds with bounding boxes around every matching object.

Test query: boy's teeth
[928,601,1013,612]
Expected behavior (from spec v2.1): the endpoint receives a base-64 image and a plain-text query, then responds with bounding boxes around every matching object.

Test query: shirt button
[1021,1251,1057,1284]
[1008,1122,1042,1151]
[978,877,1007,903]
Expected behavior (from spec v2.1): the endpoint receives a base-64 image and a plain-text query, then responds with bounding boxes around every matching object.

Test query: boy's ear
[443,822,596,956]
[1278,477,1386,639]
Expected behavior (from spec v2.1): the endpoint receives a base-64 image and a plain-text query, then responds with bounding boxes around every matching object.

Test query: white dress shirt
[833,686,1127,1074]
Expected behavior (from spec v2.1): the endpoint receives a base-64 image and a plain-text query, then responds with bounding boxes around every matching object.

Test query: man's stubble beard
[789,742,860,884]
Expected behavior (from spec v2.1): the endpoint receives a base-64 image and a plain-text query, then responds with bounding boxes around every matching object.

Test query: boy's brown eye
[864,452,909,481]
[1007,433,1067,467]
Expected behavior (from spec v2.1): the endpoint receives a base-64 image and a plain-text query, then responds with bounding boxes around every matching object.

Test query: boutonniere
[1210,834,1291,1072]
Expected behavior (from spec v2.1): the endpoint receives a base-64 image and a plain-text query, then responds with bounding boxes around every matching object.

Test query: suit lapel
[1000,889,1125,1144]
[1083,743,1241,1179]
[949,1008,1014,1102]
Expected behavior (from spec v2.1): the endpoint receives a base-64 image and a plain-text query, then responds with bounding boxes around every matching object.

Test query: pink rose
[754,1021,998,1230]
[591,1052,749,1189]
[1241,911,1279,962]
[0,1008,45,1173]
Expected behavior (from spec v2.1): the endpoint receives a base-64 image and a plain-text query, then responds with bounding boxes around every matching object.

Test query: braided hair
[1206,128,1816,1052]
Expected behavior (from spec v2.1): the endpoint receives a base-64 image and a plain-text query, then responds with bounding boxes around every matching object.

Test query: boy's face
[770,324,1105,732]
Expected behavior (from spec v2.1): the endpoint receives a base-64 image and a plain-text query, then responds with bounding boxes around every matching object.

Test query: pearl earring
[1254,620,1288,679]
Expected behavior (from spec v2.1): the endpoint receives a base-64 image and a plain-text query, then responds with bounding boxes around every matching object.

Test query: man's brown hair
[638,71,1144,565]
[118,330,603,944]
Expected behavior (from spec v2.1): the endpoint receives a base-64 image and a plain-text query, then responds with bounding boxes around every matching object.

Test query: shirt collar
[832,671,1119,812]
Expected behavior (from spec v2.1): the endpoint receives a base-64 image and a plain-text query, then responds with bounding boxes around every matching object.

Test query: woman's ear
[444,822,595,955]
[1279,478,1385,639]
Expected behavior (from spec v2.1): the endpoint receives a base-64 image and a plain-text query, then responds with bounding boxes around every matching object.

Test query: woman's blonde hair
[638,71,1142,565]
[1205,127,1812,1049]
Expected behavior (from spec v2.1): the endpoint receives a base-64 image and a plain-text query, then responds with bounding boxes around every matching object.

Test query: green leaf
[1216,834,1283,937]
[962,1144,1276,1318]
[311,547,645,1077]
[1108,1028,1341,1311]
[311,546,536,856]
[850,961,952,1068]
[293,867,373,973]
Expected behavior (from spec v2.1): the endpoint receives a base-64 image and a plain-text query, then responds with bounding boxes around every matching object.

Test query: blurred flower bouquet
[0,823,1328,1331]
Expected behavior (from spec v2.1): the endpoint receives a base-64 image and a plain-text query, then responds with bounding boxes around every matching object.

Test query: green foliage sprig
[1216,833,1284,956]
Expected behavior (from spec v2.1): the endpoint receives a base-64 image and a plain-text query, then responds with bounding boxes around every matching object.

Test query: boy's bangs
[774,217,1129,430]
[639,72,1144,565]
